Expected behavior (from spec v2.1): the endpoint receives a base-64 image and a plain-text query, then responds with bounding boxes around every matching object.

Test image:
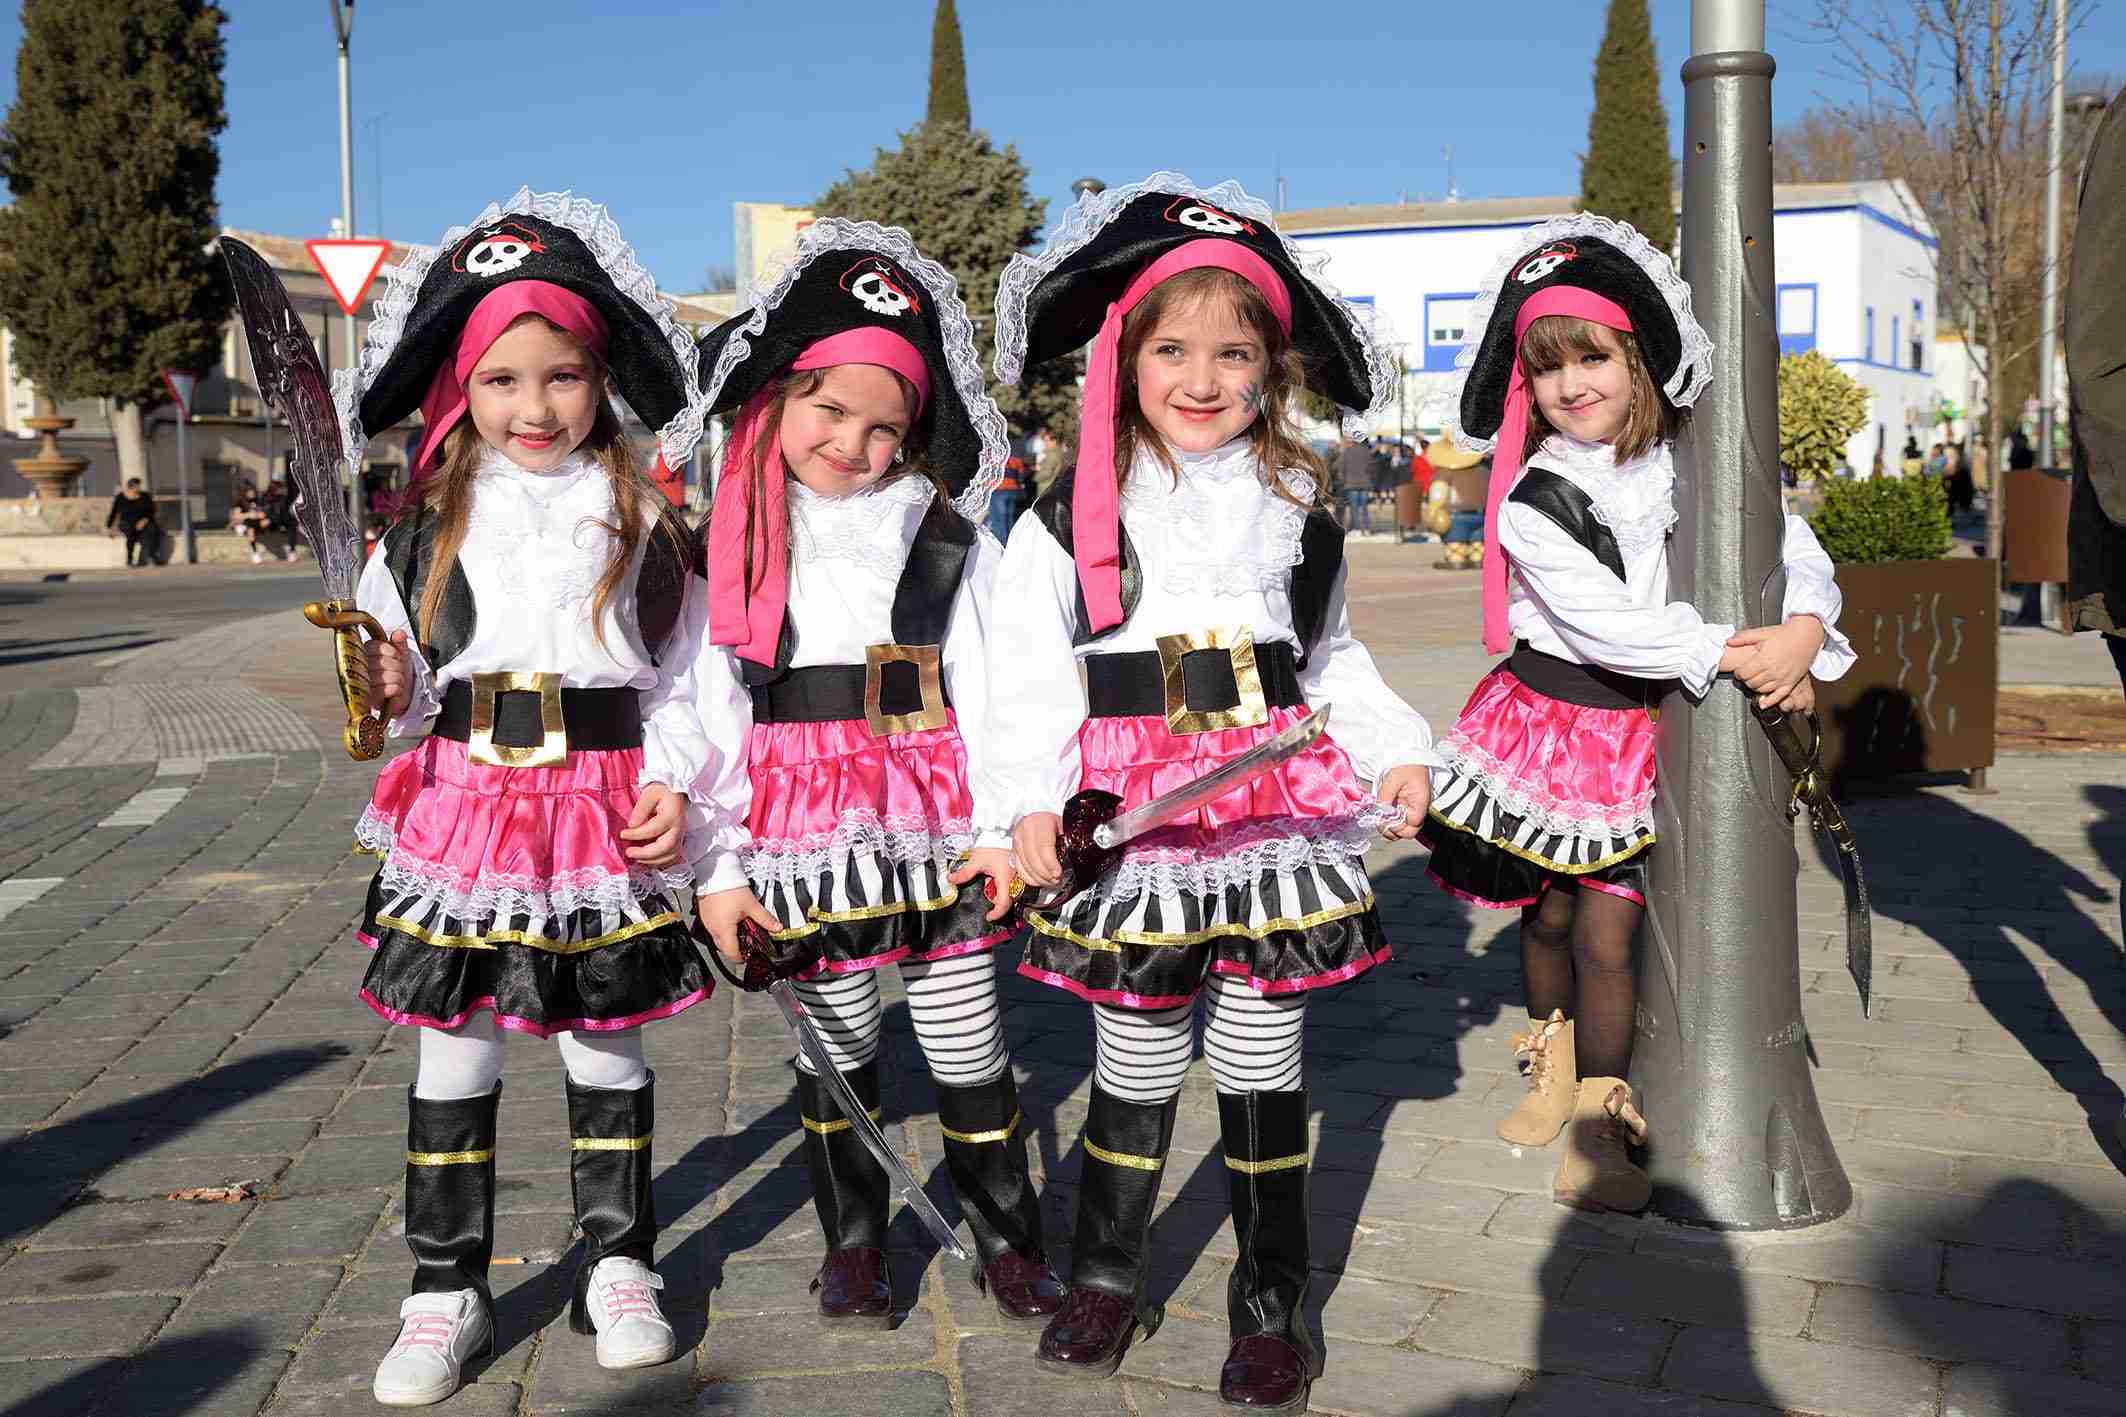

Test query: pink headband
[1075,239,1293,635]
[414,281,609,476]
[706,327,933,665]
[1480,286,1635,654]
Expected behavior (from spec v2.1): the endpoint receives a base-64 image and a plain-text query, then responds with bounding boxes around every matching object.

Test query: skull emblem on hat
[839,257,921,318]
[1515,243,1579,285]
[1163,197,1251,236]
[452,220,547,278]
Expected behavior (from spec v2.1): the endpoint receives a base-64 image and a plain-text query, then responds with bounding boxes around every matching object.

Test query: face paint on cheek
[1240,382,1267,415]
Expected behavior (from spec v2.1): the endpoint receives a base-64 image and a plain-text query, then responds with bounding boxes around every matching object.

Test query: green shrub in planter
[1778,350,1871,482]
[1807,474,1954,564]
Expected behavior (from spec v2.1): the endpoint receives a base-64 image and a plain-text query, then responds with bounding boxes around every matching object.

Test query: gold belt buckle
[467,671,568,768]
[1155,625,1268,735]
[863,644,948,736]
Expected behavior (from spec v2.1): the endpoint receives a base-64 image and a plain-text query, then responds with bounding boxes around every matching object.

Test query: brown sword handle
[303,600,388,762]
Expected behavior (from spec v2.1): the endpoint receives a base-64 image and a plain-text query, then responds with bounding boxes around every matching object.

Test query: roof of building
[219,228,430,273]
[1279,179,1933,238]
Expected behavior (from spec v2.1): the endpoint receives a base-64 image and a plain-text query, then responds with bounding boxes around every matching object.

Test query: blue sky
[2,1,2120,295]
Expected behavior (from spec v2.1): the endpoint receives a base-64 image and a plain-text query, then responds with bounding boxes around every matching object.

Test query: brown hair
[728,364,946,605]
[413,324,682,651]
[1096,267,1325,507]
[1515,315,1675,462]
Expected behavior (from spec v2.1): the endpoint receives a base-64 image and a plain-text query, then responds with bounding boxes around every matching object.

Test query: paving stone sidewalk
[0,588,2120,1416]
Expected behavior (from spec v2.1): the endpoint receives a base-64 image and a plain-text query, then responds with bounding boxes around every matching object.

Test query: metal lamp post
[329,2,357,375]
[2037,0,2067,466]
[1629,0,1853,1229]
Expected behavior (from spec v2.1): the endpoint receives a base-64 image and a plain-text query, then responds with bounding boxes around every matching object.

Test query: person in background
[1925,441,1948,478]
[1900,436,1924,477]
[105,478,160,568]
[261,476,302,562]
[1336,433,1375,533]
[228,480,268,564]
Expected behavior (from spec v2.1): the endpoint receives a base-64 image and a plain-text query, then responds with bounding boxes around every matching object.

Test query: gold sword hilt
[303,599,389,761]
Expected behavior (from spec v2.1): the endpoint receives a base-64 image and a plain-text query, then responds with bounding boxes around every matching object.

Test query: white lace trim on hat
[699,218,1007,524]
[1443,211,1715,456]
[990,171,1396,439]
[331,187,708,485]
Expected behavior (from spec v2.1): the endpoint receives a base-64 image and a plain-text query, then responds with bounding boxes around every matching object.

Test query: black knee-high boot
[1036,1084,1180,1377]
[404,1084,501,1345]
[565,1072,658,1335]
[796,1061,892,1324]
[935,1069,1066,1322]
[1218,1088,1319,1410]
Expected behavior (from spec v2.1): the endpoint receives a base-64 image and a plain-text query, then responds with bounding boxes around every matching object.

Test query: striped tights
[1093,974,1308,1102]
[788,951,1008,1088]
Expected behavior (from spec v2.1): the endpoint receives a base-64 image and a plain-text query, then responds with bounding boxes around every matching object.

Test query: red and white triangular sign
[306,238,393,316]
[160,368,199,416]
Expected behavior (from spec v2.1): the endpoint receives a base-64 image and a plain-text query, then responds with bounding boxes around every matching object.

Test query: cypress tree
[0,0,231,487]
[819,4,1079,440]
[1579,0,1675,250]
[927,0,970,130]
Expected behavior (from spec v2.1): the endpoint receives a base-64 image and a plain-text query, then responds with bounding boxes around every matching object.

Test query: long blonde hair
[413,396,681,652]
[1097,266,1326,508]
[1516,315,1676,461]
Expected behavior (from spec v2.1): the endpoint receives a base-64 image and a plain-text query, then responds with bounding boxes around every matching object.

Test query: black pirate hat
[1448,213,1713,452]
[993,172,1391,425]
[694,219,1005,515]
[331,188,703,474]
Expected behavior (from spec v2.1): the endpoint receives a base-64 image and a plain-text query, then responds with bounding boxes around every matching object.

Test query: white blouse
[683,474,1004,894]
[978,437,1438,834]
[1500,434,1856,696]
[353,446,713,793]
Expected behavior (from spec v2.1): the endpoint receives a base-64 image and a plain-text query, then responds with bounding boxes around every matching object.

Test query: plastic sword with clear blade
[219,237,387,760]
[1755,705,1873,1015]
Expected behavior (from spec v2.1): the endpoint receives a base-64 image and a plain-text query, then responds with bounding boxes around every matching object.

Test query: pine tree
[927,0,970,130]
[0,0,231,487]
[1580,0,1675,250]
[818,2,1079,440]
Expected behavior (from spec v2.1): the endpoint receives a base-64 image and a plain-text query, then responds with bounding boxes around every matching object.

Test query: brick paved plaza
[0,551,2120,1416]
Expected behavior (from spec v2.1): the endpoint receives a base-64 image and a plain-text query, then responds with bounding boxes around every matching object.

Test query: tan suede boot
[1552,1077,1651,1213]
[1496,1011,1577,1147]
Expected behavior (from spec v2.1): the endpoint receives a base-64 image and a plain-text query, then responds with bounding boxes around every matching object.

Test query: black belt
[434,677,642,755]
[1506,644,1672,711]
[751,647,952,734]
[1085,635,1304,727]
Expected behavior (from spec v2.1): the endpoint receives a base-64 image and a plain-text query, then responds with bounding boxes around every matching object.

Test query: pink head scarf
[1479,286,1637,654]
[413,281,610,477]
[705,327,934,666]
[1074,238,1294,635]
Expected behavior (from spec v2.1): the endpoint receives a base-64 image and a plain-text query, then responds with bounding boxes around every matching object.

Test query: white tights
[411,1011,648,1099]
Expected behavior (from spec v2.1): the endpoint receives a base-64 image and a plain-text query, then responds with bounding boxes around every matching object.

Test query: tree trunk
[110,399,149,492]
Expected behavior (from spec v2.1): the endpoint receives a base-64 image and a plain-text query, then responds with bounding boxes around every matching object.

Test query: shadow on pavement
[0,1045,347,1247]
[1,1325,268,1417]
[1815,779,2126,1175]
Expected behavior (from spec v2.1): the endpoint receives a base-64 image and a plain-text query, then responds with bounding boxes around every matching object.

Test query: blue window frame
[1865,305,1875,362]
[1891,315,1901,366]
[1423,291,1479,372]
[1910,299,1925,370]
[1776,283,1817,355]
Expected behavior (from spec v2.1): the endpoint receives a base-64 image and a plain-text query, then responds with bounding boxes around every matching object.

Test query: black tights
[1519,881,1644,1081]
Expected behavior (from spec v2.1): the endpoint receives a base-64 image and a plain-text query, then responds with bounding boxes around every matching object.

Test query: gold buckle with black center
[1155,625,1268,735]
[467,671,568,768]
[863,643,948,736]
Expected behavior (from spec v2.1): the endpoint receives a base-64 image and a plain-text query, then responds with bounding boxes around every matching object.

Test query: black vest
[380,498,700,670]
[1506,468,1626,580]
[736,494,979,688]
[1030,466,1346,665]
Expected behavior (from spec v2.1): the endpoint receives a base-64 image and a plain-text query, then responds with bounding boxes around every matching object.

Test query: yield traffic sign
[306,238,393,316]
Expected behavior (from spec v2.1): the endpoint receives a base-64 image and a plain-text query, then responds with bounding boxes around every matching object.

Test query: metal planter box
[1815,557,1999,781]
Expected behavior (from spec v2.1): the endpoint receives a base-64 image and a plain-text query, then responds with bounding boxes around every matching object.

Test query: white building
[1283,180,1940,476]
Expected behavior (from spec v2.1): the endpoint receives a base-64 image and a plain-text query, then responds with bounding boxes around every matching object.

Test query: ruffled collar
[1120,437,1311,596]
[1530,434,1677,555]
[474,445,604,502]
[788,472,934,579]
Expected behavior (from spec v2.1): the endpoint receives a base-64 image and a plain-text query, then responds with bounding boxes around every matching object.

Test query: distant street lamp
[1070,177,1106,202]
[329,2,357,377]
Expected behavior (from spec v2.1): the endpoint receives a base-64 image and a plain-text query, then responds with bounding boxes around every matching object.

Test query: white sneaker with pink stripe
[372,1288,491,1407]
[584,1257,675,1368]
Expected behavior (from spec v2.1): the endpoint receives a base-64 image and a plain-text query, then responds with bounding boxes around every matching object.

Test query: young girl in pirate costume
[682,221,1066,1327]
[1417,215,1855,1214]
[347,190,712,1404]
[982,175,1437,1409]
